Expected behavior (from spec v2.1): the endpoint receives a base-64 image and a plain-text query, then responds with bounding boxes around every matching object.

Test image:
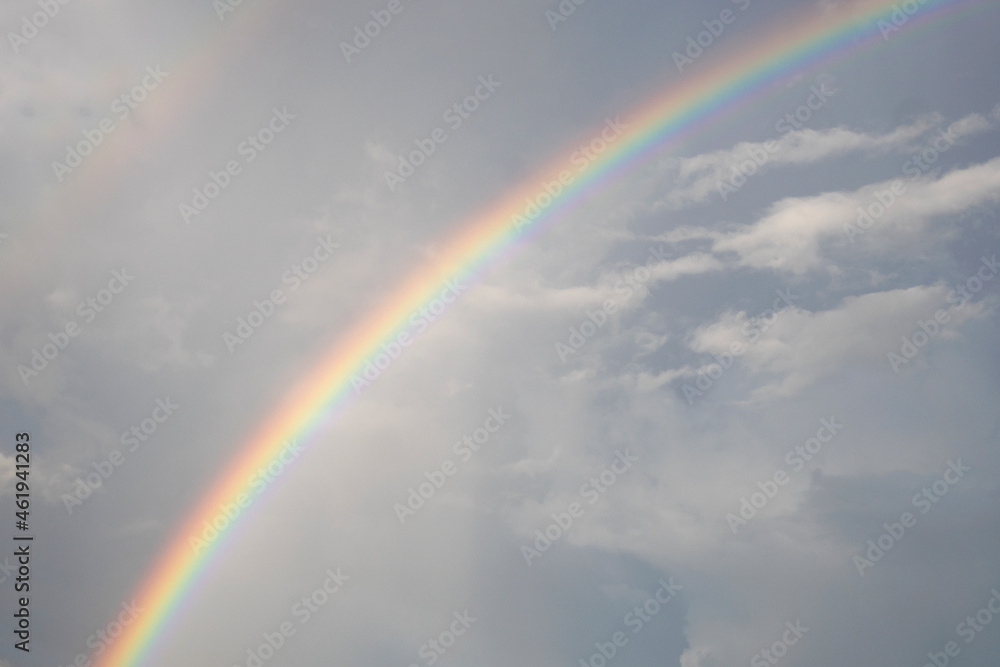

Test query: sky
[2,0,1000,666]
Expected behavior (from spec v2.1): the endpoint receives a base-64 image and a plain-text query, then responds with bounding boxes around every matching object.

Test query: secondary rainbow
[97,0,979,664]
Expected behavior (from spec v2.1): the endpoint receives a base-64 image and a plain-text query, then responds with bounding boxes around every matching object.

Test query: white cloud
[704,155,1000,273]
[686,284,988,401]
[657,109,996,207]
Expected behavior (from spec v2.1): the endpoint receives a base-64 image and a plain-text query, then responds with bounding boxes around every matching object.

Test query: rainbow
[95,0,980,664]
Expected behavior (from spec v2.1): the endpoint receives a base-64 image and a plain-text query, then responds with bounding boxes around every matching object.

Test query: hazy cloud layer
[2,1,1000,667]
